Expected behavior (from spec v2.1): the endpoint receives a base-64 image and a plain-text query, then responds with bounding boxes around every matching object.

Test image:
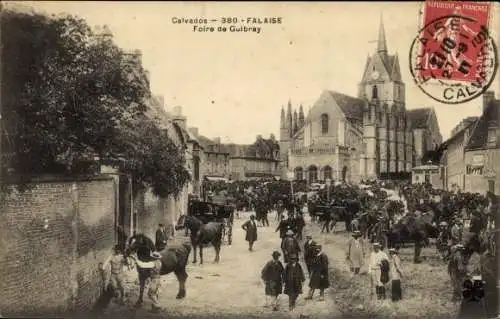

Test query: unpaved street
[102,211,343,318]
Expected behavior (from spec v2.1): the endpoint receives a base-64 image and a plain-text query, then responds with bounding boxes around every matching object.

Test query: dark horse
[175,214,223,264]
[124,234,191,307]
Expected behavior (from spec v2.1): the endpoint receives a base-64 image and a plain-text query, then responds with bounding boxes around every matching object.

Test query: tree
[1,9,190,198]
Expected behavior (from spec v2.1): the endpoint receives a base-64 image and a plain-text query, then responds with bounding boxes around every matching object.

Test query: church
[279,18,442,183]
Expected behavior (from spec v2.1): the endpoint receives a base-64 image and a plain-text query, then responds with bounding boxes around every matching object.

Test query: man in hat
[448,244,467,301]
[450,219,463,246]
[346,231,365,274]
[275,214,291,239]
[261,251,284,311]
[437,221,450,260]
[129,252,163,312]
[282,230,301,263]
[242,214,258,251]
[305,244,330,301]
[303,235,316,275]
[388,248,403,301]
[295,212,305,240]
[283,253,305,311]
[155,224,168,252]
[368,242,389,300]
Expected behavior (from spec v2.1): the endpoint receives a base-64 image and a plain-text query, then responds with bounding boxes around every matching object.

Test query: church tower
[358,15,407,179]
[298,104,305,128]
[279,100,294,176]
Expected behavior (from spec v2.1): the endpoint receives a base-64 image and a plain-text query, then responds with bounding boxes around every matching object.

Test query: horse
[175,214,223,264]
[124,234,191,307]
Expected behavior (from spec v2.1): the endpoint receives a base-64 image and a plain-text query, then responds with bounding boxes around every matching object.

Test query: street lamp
[326,178,332,203]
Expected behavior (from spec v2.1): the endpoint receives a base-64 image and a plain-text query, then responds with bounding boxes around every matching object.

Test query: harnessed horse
[124,234,191,307]
[175,214,223,264]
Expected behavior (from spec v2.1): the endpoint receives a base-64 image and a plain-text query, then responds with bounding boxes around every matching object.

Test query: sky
[7,1,500,144]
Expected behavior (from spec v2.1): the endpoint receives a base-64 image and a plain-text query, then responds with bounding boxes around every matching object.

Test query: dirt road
[101,211,343,318]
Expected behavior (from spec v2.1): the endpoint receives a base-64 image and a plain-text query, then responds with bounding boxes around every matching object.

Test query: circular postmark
[409,14,498,104]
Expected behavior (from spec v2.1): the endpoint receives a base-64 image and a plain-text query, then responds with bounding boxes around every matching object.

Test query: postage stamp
[409,1,498,104]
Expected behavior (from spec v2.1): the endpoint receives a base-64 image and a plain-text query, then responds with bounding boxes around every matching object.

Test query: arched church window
[321,113,329,134]
[372,85,378,99]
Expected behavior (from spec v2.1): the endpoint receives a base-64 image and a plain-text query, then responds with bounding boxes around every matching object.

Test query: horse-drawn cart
[187,199,235,245]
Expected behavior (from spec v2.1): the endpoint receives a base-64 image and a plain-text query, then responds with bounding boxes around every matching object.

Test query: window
[321,113,329,134]
[466,164,483,175]
[308,165,318,183]
[323,166,333,180]
[294,167,303,180]
[372,85,378,99]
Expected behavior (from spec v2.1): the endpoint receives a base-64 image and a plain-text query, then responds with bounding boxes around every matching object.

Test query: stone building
[441,91,499,195]
[441,117,479,192]
[407,108,443,166]
[463,92,499,195]
[194,134,231,181]
[279,18,441,183]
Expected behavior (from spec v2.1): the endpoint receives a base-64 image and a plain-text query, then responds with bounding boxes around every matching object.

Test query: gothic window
[323,166,333,180]
[294,167,303,180]
[372,85,378,99]
[321,113,329,134]
[308,165,318,183]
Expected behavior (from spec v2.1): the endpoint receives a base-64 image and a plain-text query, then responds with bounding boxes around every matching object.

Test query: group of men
[260,233,330,312]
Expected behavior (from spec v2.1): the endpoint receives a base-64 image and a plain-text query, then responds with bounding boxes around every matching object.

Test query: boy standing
[102,244,127,304]
[388,248,403,301]
[283,254,305,311]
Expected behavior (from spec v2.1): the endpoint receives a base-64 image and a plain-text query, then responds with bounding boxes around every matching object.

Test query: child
[388,248,403,301]
[283,253,305,311]
[261,251,284,311]
[102,244,127,304]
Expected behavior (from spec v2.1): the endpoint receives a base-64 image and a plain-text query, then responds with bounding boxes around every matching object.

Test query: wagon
[187,199,235,245]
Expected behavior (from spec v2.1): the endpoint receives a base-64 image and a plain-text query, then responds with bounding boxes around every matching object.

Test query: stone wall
[0,176,117,317]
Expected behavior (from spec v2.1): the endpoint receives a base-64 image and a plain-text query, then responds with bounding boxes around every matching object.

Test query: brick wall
[0,176,117,317]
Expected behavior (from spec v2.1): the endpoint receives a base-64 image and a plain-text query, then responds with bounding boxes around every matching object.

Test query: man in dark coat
[295,212,305,240]
[242,214,258,251]
[303,235,316,275]
[283,253,305,311]
[261,251,284,311]
[305,244,330,301]
[155,224,168,251]
[276,215,290,239]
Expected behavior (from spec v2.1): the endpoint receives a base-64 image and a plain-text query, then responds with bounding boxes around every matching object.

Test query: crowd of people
[99,178,497,313]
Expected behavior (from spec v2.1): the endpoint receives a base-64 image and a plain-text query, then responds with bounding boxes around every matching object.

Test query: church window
[323,166,333,180]
[372,85,378,99]
[294,167,303,180]
[308,165,318,183]
[321,113,329,134]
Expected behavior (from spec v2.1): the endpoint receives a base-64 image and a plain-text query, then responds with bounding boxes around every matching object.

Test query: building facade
[442,91,499,195]
[279,18,441,183]
[463,92,499,195]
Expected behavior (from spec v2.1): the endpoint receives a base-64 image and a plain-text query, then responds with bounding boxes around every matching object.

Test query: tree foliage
[1,9,190,197]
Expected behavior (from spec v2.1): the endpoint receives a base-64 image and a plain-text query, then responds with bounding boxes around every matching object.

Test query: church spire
[298,104,305,128]
[293,110,298,135]
[280,106,286,128]
[377,13,388,54]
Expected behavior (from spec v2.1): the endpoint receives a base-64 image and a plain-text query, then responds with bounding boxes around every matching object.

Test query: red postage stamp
[409,1,498,104]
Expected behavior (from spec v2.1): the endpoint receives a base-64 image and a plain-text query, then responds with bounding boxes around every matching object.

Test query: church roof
[465,100,500,151]
[407,108,432,129]
[327,91,364,121]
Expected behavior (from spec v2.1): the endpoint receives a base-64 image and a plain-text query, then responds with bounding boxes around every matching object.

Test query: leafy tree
[1,9,190,197]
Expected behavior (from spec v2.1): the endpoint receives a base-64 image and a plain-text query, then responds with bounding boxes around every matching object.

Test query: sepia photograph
[0,1,499,318]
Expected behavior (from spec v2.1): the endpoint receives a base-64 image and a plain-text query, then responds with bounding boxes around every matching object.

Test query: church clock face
[370,71,380,80]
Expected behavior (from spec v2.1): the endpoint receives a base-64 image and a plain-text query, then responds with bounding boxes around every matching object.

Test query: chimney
[188,127,199,137]
[213,137,221,144]
[155,95,165,109]
[483,91,495,113]
[171,106,187,129]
